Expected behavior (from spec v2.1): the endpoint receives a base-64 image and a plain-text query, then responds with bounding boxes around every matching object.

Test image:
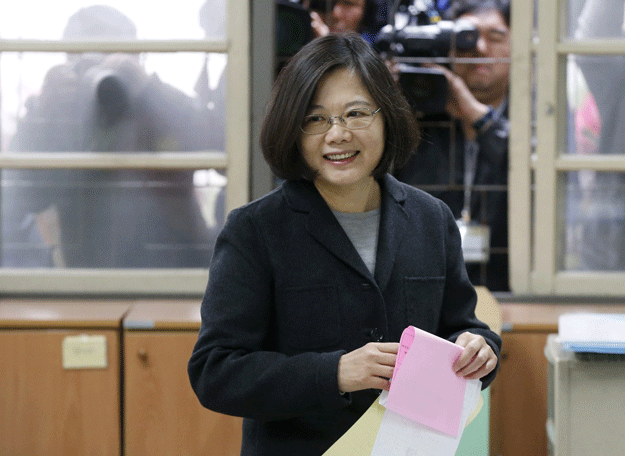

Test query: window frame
[509,0,625,295]
[0,0,250,295]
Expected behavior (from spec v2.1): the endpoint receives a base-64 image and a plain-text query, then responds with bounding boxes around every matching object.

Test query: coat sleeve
[187,207,350,421]
[435,200,502,389]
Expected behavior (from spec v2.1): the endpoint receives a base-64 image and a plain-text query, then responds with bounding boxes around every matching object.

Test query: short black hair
[445,0,510,28]
[260,33,419,181]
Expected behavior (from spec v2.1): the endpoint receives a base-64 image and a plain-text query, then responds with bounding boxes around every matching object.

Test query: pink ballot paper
[385,326,467,437]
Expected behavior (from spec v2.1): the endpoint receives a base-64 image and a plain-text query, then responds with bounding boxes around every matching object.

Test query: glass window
[0,0,249,294]
[1,167,226,269]
[1,51,226,153]
[561,171,625,271]
[511,0,625,294]
[0,1,225,41]
[0,50,228,270]
[566,54,625,155]
[567,0,624,40]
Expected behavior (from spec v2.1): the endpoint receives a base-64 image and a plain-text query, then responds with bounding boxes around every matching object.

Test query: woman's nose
[325,121,351,142]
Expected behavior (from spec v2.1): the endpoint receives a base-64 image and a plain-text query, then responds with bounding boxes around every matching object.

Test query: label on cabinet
[62,334,108,369]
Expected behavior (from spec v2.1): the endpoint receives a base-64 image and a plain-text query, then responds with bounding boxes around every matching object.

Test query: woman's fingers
[337,342,399,393]
[453,332,497,379]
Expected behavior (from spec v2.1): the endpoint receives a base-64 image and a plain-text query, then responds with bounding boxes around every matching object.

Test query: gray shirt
[332,207,380,275]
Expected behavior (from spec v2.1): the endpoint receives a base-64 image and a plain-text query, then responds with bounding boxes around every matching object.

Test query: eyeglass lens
[301,108,379,134]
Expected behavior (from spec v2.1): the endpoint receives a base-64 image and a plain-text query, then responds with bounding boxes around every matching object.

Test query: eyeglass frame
[300,107,382,135]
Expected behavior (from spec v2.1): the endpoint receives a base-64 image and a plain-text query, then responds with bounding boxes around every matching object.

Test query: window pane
[567,0,624,40]
[1,167,226,268]
[1,51,226,153]
[0,1,225,41]
[566,54,625,155]
[561,171,625,271]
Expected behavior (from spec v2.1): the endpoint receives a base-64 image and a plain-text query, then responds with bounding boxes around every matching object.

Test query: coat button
[368,328,383,342]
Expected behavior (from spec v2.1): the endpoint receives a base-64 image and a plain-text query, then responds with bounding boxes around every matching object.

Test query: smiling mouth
[324,151,359,162]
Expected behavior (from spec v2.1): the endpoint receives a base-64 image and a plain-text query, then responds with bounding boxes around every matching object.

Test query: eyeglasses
[300,107,381,135]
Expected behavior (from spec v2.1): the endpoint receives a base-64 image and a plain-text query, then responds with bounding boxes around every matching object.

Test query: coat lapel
[283,176,409,287]
[283,180,373,281]
[283,180,374,281]
[374,175,410,292]
[306,207,373,280]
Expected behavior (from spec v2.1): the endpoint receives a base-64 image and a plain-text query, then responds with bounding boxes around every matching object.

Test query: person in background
[188,33,501,456]
[305,0,387,43]
[2,5,218,268]
[395,0,511,291]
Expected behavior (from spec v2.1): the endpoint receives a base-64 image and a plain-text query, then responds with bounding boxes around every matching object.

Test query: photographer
[395,0,511,291]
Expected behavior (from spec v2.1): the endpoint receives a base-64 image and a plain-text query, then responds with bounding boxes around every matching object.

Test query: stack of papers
[559,313,625,354]
[324,326,483,456]
[383,325,468,437]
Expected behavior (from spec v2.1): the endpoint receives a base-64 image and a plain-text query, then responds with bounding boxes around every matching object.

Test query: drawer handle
[138,349,150,367]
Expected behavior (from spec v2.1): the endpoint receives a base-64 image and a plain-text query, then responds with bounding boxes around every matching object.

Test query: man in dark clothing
[396,0,511,291]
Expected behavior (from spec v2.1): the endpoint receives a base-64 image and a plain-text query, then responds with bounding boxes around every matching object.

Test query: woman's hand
[453,332,498,380]
[337,342,399,393]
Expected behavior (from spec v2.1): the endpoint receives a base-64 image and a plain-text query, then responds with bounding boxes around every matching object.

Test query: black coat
[188,174,501,456]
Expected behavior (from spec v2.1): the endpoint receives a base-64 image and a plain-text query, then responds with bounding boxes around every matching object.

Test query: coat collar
[282,175,409,291]
[282,174,408,212]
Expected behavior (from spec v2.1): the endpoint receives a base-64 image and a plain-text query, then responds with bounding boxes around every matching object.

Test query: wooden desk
[490,301,625,456]
[0,300,129,456]
[123,301,243,456]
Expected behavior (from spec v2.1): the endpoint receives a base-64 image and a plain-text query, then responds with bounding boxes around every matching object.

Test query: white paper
[559,313,625,353]
[559,313,625,343]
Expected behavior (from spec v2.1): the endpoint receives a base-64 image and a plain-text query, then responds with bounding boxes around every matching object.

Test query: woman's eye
[305,115,326,124]
[345,109,368,118]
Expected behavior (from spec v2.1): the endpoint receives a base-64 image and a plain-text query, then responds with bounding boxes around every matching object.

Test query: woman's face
[329,0,366,33]
[299,67,385,196]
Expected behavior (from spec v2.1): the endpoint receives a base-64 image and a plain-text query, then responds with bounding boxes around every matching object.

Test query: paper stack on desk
[559,313,625,353]
[323,326,483,456]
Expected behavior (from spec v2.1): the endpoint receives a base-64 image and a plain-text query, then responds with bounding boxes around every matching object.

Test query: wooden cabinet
[489,302,625,456]
[10,295,624,456]
[0,301,129,456]
[123,301,242,456]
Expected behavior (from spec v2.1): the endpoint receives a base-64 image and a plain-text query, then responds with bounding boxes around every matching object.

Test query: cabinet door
[124,331,242,456]
[0,330,120,456]
[490,332,549,456]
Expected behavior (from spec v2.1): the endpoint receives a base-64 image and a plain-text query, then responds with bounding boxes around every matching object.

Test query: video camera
[375,0,479,116]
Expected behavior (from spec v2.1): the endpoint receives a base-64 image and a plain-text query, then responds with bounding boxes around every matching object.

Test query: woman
[188,33,501,456]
